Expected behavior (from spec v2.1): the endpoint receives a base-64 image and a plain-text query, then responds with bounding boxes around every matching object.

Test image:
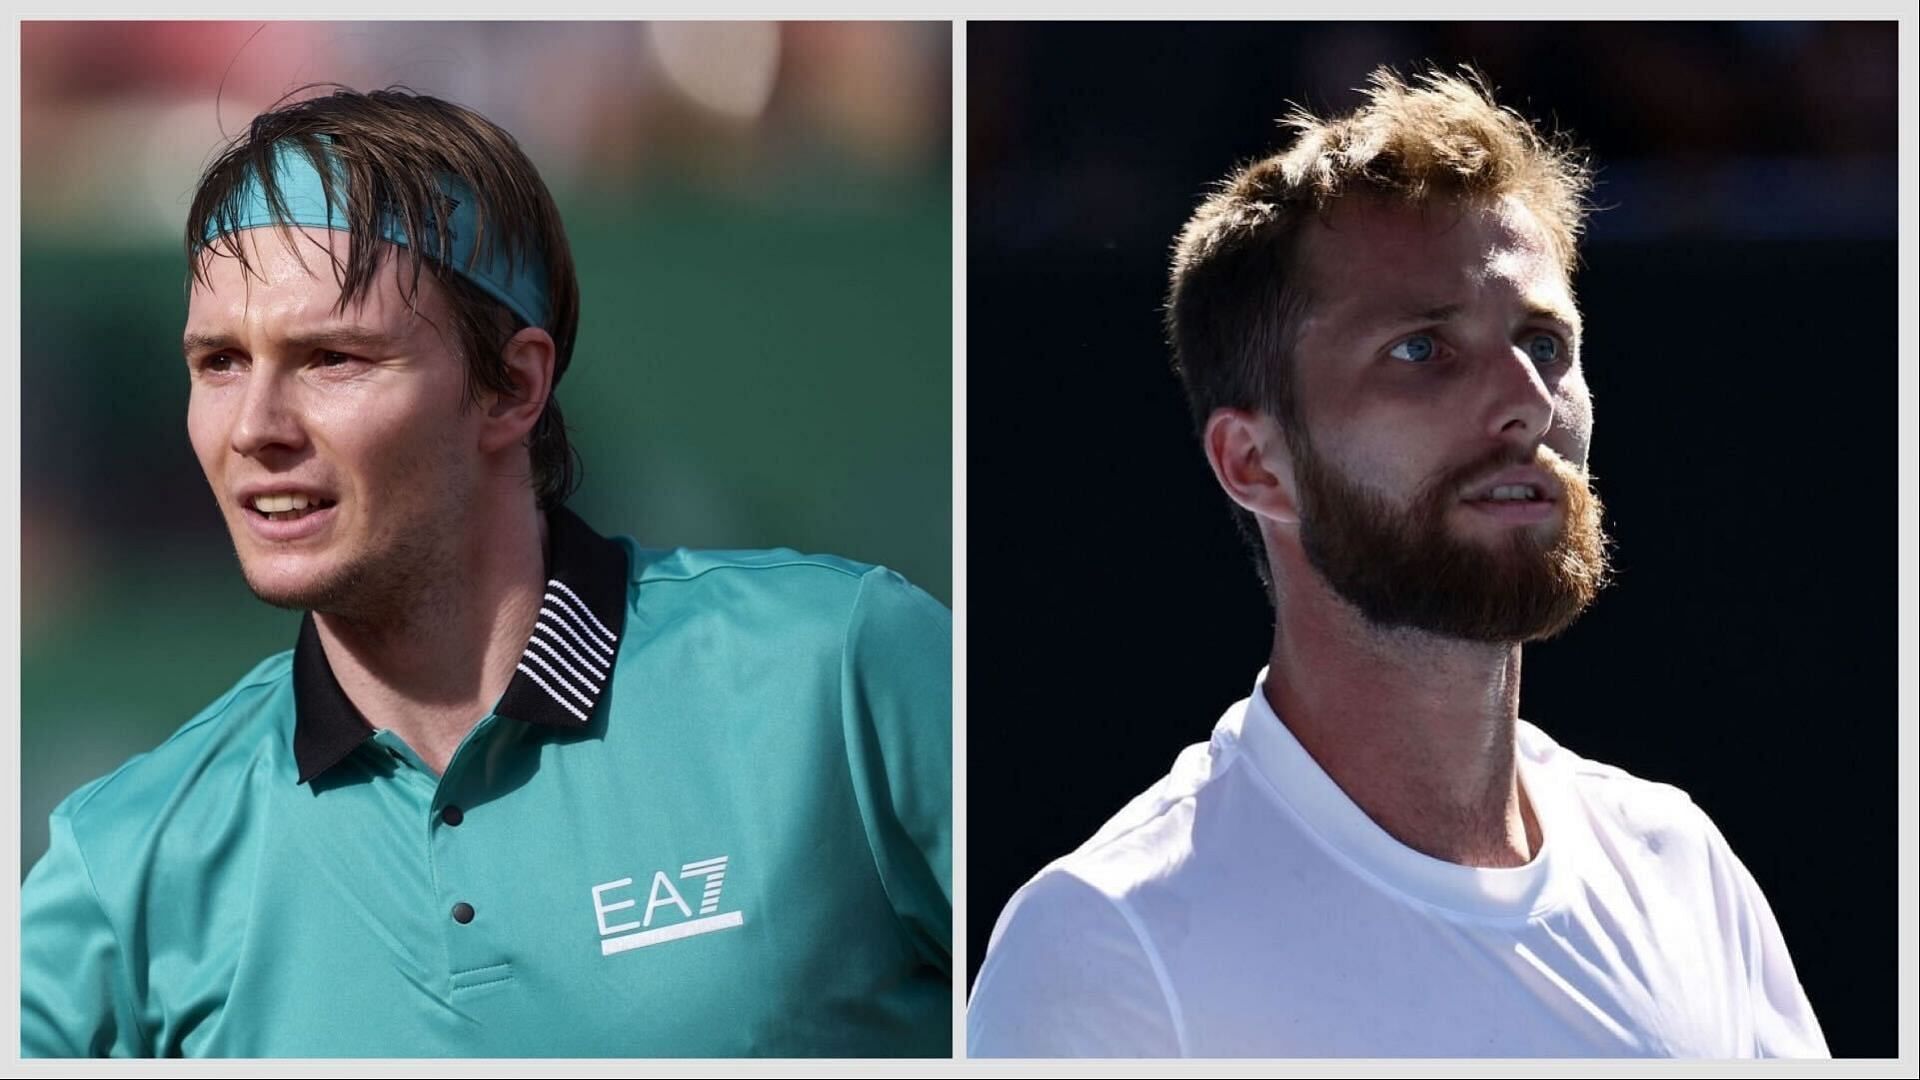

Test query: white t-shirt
[968,674,1828,1058]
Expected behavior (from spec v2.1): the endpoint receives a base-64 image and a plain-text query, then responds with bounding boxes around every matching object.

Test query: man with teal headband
[20,87,952,1058]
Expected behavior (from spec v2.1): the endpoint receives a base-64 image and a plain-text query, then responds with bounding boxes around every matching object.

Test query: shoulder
[56,645,293,834]
[1520,723,1828,1056]
[969,742,1223,1058]
[1519,720,1751,893]
[994,738,1223,955]
[1056,738,1229,896]
[1001,735,1232,911]
[626,541,942,623]
[1520,721,1712,838]
[626,541,881,587]
[54,652,296,855]
[969,862,1187,1057]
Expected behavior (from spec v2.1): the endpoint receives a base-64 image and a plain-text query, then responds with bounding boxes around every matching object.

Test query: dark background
[967,22,1898,1057]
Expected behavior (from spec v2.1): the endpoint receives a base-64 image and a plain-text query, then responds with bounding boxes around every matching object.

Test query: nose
[231,367,307,459]
[1482,341,1556,445]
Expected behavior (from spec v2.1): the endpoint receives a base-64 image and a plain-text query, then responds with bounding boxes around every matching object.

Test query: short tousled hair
[186,86,583,508]
[1164,65,1593,588]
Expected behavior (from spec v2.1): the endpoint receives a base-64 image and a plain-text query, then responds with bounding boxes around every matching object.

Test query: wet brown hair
[187,86,582,508]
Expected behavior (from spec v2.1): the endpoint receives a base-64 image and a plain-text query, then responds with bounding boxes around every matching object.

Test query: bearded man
[966,67,1825,1059]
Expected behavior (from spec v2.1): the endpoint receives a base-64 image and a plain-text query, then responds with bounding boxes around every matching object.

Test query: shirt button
[452,902,475,925]
[442,805,465,827]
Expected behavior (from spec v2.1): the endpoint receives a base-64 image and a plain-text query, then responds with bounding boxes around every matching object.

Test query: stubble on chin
[229,434,476,625]
[233,522,449,627]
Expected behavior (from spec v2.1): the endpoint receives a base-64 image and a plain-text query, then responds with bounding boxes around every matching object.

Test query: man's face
[185,228,482,617]
[1281,195,1609,642]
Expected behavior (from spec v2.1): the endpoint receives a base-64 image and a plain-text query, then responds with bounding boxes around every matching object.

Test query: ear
[1202,407,1300,527]
[478,326,557,454]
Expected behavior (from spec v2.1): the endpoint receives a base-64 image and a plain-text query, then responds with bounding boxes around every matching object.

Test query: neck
[314,497,548,775]
[1263,560,1541,868]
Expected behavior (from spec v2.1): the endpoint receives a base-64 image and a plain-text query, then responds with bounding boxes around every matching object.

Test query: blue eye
[1526,334,1562,364]
[1388,334,1436,363]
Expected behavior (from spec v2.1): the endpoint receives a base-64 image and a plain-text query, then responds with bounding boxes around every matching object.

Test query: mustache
[1423,443,1584,504]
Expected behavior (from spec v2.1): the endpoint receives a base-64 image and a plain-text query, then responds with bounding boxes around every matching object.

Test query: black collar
[291,506,630,784]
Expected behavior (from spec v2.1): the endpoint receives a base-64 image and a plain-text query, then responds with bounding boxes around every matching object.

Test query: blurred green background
[20,21,951,875]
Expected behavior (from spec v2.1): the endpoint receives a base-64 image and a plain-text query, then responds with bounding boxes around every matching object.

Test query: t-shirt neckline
[1223,669,1570,921]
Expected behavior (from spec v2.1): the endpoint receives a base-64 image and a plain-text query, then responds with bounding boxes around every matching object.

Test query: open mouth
[247,494,338,523]
[1460,481,1559,525]
[1467,483,1550,506]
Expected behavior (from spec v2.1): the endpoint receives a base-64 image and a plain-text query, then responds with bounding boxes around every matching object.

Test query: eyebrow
[182,325,398,359]
[1527,303,1583,337]
[1394,302,1466,326]
[1381,300,1583,335]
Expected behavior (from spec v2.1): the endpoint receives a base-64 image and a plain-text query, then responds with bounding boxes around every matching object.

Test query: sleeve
[19,806,146,1057]
[1704,818,1830,1058]
[839,566,952,974]
[967,869,1185,1058]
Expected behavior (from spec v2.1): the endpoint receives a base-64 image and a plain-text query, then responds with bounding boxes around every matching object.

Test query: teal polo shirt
[20,508,952,1057]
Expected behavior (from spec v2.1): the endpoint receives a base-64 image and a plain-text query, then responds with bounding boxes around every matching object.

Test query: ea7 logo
[591,856,744,956]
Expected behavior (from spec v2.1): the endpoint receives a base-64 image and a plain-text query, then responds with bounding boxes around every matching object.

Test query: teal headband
[200,139,552,330]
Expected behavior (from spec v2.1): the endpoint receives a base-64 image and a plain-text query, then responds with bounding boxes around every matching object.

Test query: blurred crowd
[23,21,951,245]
